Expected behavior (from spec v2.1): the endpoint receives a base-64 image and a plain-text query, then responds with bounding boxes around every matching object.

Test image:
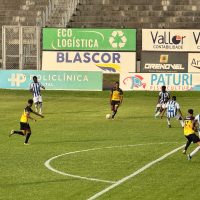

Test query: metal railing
[41,0,80,27]
[2,26,41,70]
[62,0,80,27]
[41,0,56,27]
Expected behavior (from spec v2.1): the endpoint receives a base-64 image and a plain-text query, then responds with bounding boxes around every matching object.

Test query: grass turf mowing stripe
[87,144,185,200]
[44,142,179,184]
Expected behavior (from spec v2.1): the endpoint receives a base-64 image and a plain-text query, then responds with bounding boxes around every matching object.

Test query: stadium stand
[69,0,200,58]
[1,0,200,68]
[0,0,50,69]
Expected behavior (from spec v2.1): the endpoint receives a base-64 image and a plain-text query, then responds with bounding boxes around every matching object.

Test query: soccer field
[0,89,200,200]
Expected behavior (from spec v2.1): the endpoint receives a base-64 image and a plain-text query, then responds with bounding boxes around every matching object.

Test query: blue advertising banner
[120,73,200,91]
[0,70,102,91]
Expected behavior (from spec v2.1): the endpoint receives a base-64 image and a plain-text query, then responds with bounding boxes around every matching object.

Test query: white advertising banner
[188,53,200,73]
[142,29,200,52]
[42,51,136,73]
[120,73,200,91]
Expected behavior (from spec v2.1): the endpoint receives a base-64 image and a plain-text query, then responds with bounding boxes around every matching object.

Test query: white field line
[87,144,185,200]
[44,142,179,184]
[45,148,116,184]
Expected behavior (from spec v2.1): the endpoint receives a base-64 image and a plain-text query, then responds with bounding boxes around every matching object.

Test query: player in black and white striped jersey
[155,86,170,118]
[195,114,200,137]
[30,76,45,114]
[160,96,184,128]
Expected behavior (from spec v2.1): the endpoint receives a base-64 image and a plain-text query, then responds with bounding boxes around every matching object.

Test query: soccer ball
[106,114,111,119]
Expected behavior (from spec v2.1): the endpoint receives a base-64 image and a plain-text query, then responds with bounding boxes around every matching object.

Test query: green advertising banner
[42,28,136,51]
[0,70,102,91]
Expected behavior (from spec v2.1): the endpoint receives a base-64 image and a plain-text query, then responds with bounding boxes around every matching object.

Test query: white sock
[167,118,170,125]
[180,120,184,127]
[190,146,200,157]
[39,103,42,114]
[35,104,38,112]
[155,107,159,113]
[155,111,161,117]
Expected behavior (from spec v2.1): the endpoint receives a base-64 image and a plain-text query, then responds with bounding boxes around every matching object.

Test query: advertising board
[0,70,102,91]
[120,73,200,91]
[188,53,200,73]
[142,29,200,52]
[43,28,136,51]
[42,51,136,73]
[140,52,188,73]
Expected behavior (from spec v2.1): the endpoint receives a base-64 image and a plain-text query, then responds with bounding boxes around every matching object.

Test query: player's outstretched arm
[178,109,183,119]
[110,92,112,104]
[120,95,123,105]
[32,111,44,118]
[27,113,36,122]
[29,83,33,92]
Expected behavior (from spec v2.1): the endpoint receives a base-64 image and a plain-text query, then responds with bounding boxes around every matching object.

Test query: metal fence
[0,26,2,69]
[2,26,41,70]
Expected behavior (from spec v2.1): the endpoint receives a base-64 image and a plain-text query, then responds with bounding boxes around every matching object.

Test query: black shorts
[20,122,31,131]
[111,100,120,106]
[185,134,200,143]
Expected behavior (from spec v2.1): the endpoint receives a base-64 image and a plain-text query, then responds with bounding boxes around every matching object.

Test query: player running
[110,82,123,119]
[194,113,200,137]
[182,109,200,160]
[30,76,45,114]
[160,96,184,128]
[155,85,170,118]
[9,99,44,145]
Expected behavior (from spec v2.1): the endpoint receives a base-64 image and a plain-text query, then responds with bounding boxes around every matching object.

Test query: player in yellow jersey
[183,109,200,160]
[110,82,123,119]
[9,99,44,145]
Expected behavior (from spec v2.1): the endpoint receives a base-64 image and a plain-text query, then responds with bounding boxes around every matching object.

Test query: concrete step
[69,20,200,29]
[80,0,200,5]
[80,0,162,5]
[77,4,164,11]
[71,15,200,23]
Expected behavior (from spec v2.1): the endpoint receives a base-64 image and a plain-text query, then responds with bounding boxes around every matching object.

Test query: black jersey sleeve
[25,106,33,113]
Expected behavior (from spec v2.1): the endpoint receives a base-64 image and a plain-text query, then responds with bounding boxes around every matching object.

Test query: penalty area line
[87,144,185,200]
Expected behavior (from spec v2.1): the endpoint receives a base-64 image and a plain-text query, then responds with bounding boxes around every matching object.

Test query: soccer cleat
[187,154,192,161]
[9,130,14,137]
[182,150,186,154]
[24,143,30,145]
[168,125,171,128]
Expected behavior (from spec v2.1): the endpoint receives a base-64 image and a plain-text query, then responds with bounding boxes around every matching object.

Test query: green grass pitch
[0,89,200,200]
